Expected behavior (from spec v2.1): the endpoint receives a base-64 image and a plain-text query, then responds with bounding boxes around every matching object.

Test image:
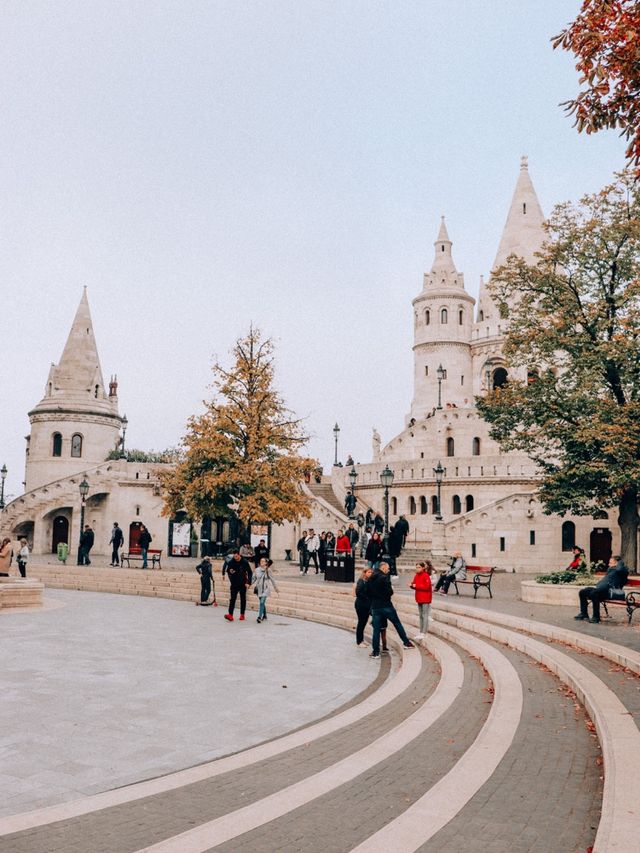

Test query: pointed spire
[492,156,545,270]
[425,215,465,290]
[436,215,451,245]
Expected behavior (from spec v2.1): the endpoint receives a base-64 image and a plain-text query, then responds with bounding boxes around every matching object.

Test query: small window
[479,310,484,321]
[500,537,506,552]
[440,308,448,324]
[452,495,461,514]
[70,434,82,458]
[461,375,464,385]
[472,437,481,456]
[94,384,99,398]
[425,366,429,376]
[441,244,445,252]
[135,505,141,517]
[523,203,527,214]
[530,530,536,545]
[391,496,397,515]
[425,309,430,325]
[431,495,438,514]
[465,495,474,512]
[446,437,455,457]
[52,432,62,457]
[409,496,416,515]
[561,520,575,551]
[420,496,428,515]
[471,543,477,558]
[458,309,464,325]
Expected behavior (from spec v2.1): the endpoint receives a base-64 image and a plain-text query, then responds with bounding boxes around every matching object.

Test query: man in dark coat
[196,556,214,605]
[396,515,410,547]
[224,550,253,621]
[365,562,414,658]
[139,525,152,569]
[253,539,270,568]
[387,524,402,558]
[80,525,94,565]
[344,491,356,518]
[373,512,384,534]
[110,522,124,566]
[575,555,628,623]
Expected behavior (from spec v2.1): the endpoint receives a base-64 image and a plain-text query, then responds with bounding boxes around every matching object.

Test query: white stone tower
[25,289,123,491]
[409,218,475,419]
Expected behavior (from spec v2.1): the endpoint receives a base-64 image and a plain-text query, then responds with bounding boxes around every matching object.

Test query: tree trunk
[618,487,639,572]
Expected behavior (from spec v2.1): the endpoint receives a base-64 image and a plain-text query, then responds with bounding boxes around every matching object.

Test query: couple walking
[353,562,415,658]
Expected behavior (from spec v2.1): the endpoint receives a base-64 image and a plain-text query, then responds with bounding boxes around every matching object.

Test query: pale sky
[0,1,625,500]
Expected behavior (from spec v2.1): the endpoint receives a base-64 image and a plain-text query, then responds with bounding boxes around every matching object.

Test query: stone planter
[521,579,585,606]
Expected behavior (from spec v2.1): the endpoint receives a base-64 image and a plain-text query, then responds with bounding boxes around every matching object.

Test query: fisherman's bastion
[0,160,619,570]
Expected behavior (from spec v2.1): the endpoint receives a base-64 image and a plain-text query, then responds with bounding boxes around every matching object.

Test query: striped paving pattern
[1,569,638,852]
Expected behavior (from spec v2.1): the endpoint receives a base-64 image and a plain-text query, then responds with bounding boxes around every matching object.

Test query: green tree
[160,327,315,533]
[477,171,640,569]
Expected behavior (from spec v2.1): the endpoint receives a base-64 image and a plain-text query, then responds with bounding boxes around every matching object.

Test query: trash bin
[57,542,69,564]
[324,554,355,583]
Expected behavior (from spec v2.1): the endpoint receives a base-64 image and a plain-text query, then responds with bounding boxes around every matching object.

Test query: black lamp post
[0,464,7,510]
[348,465,358,518]
[433,461,444,520]
[333,422,340,466]
[379,465,394,537]
[436,364,445,410]
[121,414,128,459]
[77,478,90,565]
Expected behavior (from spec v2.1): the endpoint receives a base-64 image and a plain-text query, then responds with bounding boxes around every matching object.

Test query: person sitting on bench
[434,551,466,595]
[575,555,628,624]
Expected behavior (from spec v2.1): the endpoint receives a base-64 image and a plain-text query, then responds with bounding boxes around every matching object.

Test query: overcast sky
[0,1,624,499]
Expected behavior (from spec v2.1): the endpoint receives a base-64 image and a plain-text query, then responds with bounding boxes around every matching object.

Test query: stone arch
[561,520,576,552]
[472,436,481,456]
[452,495,461,514]
[52,432,62,457]
[446,437,455,457]
[440,307,448,324]
[465,494,474,512]
[71,433,83,458]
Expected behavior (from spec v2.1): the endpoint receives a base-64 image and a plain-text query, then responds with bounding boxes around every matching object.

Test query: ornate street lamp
[121,414,129,459]
[436,364,445,410]
[0,464,7,510]
[379,465,395,537]
[347,465,358,519]
[333,422,340,466]
[433,461,444,520]
[77,478,90,565]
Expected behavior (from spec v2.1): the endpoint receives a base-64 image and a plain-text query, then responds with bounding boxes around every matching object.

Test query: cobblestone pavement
[216,644,490,853]
[422,643,603,853]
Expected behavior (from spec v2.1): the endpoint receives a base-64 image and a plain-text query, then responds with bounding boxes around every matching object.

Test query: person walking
[410,561,433,639]
[139,525,152,569]
[365,531,384,569]
[575,555,628,624]
[79,525,94,565]
[396,515,410,547]
[346,523,359,556]
[318,532,328,574]
[297,530,308,574]
[195,556,215,605]
[254,557,279,622]
[16,538,29,578]
[353,567,373,647]
[0,537,13,576]
[110,522,124,566]
[365,562,414,658]
[253,538,270,568]
[304,529,320,574]
[434,551,466,595]
[224,550,253,621]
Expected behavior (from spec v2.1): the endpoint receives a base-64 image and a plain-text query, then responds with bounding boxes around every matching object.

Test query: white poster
[171,522,191,556]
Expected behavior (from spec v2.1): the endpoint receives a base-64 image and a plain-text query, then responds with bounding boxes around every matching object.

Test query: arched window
[493,367,508,389]
[440,308,448,324]
[409,496,416,515]
[52,432,62,457]
[431,495,438,514]
[425,309,430,325]
[70,433,83,458]
[478,310,484,322]
[465,495,474,512]
[452,495,461,514]
[420,496,428,514]
[446,437,455,457]
[391,496,397,515]
[472,437,481,456]
[458,309,464,325]
[561,520,576,552]
[94,385,99,398]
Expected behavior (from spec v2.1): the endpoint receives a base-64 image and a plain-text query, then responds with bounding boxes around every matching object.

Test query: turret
[410,218,475,419]
[25,289,124,491]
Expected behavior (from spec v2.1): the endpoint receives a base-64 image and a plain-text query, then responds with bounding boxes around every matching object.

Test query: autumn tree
[477,171,640,569]
[553,0,640,174]
[160,327,315,534]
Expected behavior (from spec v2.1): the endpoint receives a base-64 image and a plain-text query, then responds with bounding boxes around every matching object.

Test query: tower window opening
[471,543,477,558]
[70,433,83,458]
[94,385,99,398]
[530,530,536,545]
[420,496,428,514]
[425,309,430,325]
[458,309,464,325]
[409,496,416,515]
[465,495,474,512]
[479,310,484,321]
[446,437,455,457]
[523,203,527,214]
[425,366,429,376]
[431,495,438,514]
[500,537,506,552]
[472,437,481,456]
[461,375,464,385]
[441,245,445,251]
[391,496,397,515]
[452,495,461,514]
[440,308,448,324]
[561,520,576,551]
[52,432,62,457]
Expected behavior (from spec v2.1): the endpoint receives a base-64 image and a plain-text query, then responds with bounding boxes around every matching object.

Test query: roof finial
[520,155,528,170]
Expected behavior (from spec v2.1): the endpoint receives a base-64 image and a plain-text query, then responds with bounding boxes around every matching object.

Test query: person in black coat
[396,515,410,547]
[224,551,253,621]
[139,525,152,569]
[387,524,402,558]
[80,525,95,565]
[110,522,124,566]
[253,539,270,568]
[575,555,628,623]
[365,563,414,658]
[196,556,214,605]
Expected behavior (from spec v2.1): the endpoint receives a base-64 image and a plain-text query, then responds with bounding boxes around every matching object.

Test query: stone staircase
[306,482,346,516]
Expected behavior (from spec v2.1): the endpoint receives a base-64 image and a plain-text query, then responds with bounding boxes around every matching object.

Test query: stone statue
[372,428,381,461]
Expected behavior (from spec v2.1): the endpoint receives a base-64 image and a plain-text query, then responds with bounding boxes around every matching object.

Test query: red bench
[121,548,163,569]
[452,565,495,599]
[595,574,640,624]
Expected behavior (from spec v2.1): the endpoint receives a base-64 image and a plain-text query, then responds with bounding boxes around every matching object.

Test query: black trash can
[324,554,355,583]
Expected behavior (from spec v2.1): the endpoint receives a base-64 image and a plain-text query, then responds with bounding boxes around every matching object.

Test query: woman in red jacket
[410,560,433,639]
[335,529,352,554]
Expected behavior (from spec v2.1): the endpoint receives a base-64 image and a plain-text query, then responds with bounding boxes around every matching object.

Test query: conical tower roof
[492,156,545,270]
[423,216,466,291]
[30,289,119,418]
